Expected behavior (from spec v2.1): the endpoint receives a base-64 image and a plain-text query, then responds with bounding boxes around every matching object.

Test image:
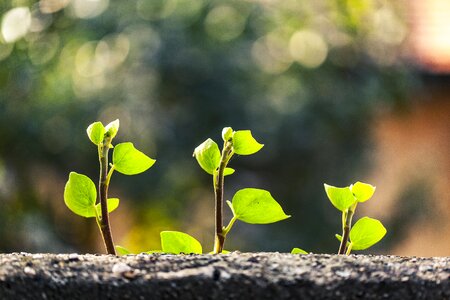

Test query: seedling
[324,181,386,255]
[193,127,290,254]
[64,120,155,254]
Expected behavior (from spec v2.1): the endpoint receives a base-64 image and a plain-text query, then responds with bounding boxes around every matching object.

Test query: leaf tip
[105,119,120,139]
[222,127,233,141]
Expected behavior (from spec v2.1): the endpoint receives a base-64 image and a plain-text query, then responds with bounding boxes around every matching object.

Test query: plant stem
[338,203,357,255]
[346,242,353,255]
[97,142,116,255]
[213,142,233,254]
[223,215,238,236]
[338,211,349,254]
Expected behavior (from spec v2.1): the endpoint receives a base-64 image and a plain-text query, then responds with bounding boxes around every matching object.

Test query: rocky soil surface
[0,252,449,300]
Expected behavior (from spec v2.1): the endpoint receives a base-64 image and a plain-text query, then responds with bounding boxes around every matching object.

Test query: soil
[0,252,449,300]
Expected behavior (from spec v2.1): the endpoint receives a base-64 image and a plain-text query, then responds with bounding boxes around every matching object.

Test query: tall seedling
[64,120,155,254]
[194,127,290,253]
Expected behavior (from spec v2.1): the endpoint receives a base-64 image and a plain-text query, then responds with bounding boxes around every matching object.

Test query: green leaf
[323,184,356,211]
[291,248,308,254]
[64,172,97,218]
[231,188,290,224]
[349,217,387,250]
[105,119,120,139]
[222,127,233,141]
[115,245,132,255]
[160,231,202,254]
[86,121,105,145]
[224,167,235,176]
[113,142,156,175]
[94,198,120,218]
[193,138,221,175]
[232,130,264,155]
[350,181,376,203]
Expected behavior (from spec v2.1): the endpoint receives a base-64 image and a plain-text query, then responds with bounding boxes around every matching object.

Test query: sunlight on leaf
[350,217,386,250]
[160,231,202,254]
[193,138,221,174]
[94,198,120,218]
[115,245,132,255]
[113,142,156,175]
[105,119,120,139]
[224,167,235,176]
[232,130,264,155]
[291,247,308,254]
[231,188,290,224]
[86,121,105,145]
[324,184,356,211]
[64,172,97,218]
[350,181,376,203]
[222,127,233,141]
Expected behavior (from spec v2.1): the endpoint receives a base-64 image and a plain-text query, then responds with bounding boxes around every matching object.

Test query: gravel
[0,252,449,300]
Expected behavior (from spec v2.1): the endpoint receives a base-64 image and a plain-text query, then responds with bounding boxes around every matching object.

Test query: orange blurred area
[363,94,450,257]
[408,0,450,72]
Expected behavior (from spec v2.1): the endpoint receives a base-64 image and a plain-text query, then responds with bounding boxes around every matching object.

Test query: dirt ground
[0,252,448,300]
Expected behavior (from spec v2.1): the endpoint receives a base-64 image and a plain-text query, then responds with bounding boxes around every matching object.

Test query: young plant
[64,120,155,255]
[193,127,290,254]
[324,181,386,255]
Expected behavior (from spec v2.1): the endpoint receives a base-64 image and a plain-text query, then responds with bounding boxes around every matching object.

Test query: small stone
[24,266,36,275]
[419,265,433,272]
[68,253,79,261]
[112,262,132,274]
[247,257,259,263]
[220,270,231,280]
[123,270,138,279]
[336,270,351,278]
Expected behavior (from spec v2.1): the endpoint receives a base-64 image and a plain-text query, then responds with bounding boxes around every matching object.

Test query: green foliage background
[0,0,415,253]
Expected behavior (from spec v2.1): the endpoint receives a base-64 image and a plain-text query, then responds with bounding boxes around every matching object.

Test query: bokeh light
[289,30,328,68]
[68,0,109,19]
[1,7,31,43]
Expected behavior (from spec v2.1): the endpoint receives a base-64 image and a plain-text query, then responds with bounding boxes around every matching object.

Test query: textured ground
[0,252,449,300]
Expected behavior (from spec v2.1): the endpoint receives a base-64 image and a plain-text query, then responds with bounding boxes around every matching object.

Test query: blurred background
[0,0,448,256]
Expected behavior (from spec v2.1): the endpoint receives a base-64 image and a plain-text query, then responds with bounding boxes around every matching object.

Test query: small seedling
[64,120,155,254]
[193,127,290,254]
[324,181,386,255]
